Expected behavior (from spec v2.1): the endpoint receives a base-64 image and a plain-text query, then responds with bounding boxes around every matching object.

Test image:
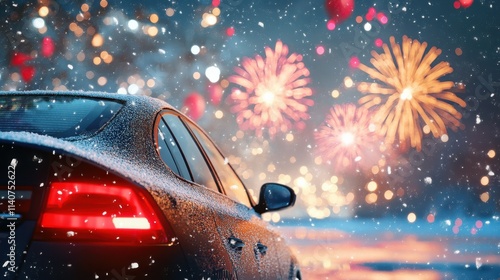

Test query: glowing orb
[21,66,36,83]
[325,0,354,24]
[459,0,473,8]
[183,93,205,121]
[340,132,355,146]
[11,52,31,67]
[349,56,360,68]
[41,37,55,58]
[400,87,413,100]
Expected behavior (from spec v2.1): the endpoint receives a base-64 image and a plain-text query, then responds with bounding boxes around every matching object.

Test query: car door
[161,114,258,279]
[184,120,285,280]
[155,113,237,279]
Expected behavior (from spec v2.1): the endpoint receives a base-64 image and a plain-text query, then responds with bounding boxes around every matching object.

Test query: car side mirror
[254,183,296,214]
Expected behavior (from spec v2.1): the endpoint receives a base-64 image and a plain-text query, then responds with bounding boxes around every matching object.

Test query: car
[0,91,301,280]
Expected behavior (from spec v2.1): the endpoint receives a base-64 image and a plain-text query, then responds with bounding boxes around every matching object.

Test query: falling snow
[0,0,499,279]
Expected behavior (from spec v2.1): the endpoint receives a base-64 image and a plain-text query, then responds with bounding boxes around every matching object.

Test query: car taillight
[34,182,168,244]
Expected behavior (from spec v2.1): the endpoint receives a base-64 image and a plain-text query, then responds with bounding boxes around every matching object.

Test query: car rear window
[0,95,123,139]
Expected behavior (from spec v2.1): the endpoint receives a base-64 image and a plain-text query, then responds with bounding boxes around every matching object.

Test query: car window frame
[155,117,193,180]
[153,109,256,208]
[183,119,254,208]
[153,109,222,193]
[153,110,195,181]
[162,113,222,193]
[178,114,256,208]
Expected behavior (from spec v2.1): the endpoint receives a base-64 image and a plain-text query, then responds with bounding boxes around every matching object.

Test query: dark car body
[0,91,300,280]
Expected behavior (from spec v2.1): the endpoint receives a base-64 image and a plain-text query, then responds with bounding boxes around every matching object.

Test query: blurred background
[1,0,499,278]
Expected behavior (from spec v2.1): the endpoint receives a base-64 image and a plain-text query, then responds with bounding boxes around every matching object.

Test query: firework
[314,104,377,170]
[357,36,466,151]
[228,40,313,138]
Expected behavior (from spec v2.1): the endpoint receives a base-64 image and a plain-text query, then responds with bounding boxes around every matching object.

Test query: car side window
[185,121,252,208]
[157,119,191,180]
[157,127,180,176]
[162,113,219,193]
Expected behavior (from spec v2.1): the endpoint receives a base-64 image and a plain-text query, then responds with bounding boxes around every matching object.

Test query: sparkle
[400,87,413,100]
[340,132,355,146]
[261,90,276,105]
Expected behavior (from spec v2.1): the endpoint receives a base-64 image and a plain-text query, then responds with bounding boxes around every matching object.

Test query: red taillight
[35,182,168,244]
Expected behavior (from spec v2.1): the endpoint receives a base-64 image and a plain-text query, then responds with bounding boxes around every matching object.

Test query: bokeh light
[407,212,416,223]
[480,176,489,186]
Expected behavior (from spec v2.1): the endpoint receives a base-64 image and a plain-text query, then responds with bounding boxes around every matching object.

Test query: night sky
[1,0,499,221]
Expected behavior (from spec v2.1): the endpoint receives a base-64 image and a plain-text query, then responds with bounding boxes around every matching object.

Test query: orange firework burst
[314,104,377,170]
[357,36,466,151]
[228,40,313,138]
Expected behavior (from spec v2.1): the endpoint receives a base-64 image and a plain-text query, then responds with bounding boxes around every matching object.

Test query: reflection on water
[277,218,500,279]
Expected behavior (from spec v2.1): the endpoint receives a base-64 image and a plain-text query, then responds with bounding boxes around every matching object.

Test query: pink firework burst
[228,40,314,138]
[315,104,379,170]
